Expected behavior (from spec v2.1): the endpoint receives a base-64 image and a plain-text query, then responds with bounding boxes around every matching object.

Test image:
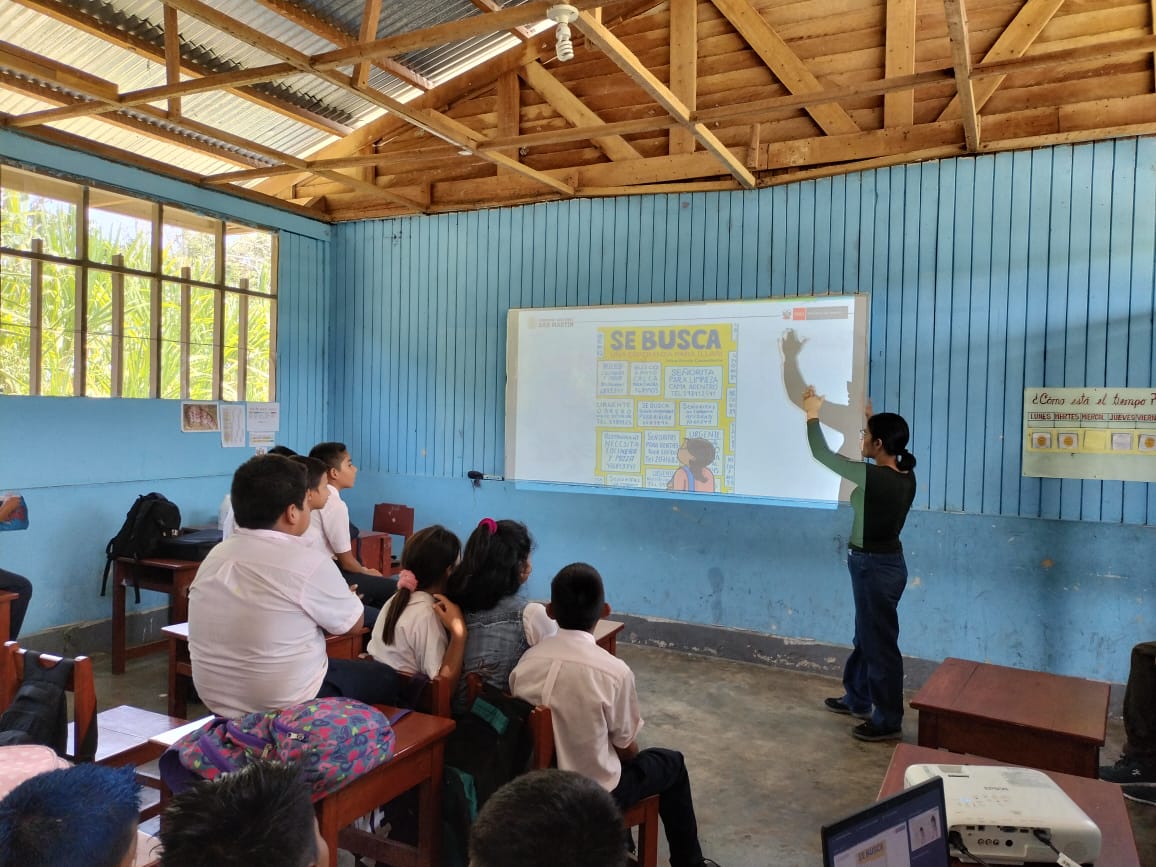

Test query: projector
[903,763,1101,865]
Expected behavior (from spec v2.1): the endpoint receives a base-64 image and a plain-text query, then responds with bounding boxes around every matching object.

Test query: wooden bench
[909,657,1109,778]
[878,743,1140,866]
[163,622,371,718]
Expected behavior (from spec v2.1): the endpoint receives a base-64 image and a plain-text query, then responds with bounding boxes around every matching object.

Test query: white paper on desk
[246,402,280,432]
[220,405,245,447]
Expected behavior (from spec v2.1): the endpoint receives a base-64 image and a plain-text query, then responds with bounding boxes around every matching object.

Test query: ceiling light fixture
[546,4,579,62]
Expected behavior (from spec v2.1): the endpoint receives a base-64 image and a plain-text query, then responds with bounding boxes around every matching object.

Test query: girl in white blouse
[366,525,467,690]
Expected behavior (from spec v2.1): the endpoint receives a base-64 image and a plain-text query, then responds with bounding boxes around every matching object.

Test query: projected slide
[506,295,868,504]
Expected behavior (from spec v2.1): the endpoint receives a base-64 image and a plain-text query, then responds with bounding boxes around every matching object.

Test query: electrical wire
[948,831,997,867]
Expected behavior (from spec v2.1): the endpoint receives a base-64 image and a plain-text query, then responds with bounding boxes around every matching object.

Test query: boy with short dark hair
[159,761,327,867]
[510,563,720,867]
[0,763,140,867]
[469,769,626,867]
[307,441,395,607]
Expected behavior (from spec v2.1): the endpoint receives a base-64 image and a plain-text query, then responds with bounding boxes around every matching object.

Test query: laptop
[821,776,950,867]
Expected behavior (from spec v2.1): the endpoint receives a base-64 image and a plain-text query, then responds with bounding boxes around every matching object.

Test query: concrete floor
[96,643,1156,867]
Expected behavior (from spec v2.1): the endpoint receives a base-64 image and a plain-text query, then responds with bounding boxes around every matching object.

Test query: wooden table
[322,708,455,867]
[163,622,370,718]
[595,618,625,655]
[909,657,1109,778]
[112,557,201,674]
[879,743,1139,866]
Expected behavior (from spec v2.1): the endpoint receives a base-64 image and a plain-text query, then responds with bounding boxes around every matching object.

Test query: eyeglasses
[859,429,868,438]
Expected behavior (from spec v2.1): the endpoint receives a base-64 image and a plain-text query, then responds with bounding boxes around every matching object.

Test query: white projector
[903,763,1102,865]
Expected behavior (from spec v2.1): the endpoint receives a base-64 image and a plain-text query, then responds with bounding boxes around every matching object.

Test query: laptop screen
[821,776,950,867]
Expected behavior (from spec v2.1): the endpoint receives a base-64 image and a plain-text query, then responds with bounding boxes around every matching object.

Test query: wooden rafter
[494,70,521,173]
[943,0,981,150]
[707,0,859,137]
[883,0,916,127]
[251,0,432,92]
[10,0,352,136]
[469,0,535,41]
[938,0,1066,121]
[574,10,756,188]
[668,0,697,155]
[519,61,642,161]
[354,0,385,89]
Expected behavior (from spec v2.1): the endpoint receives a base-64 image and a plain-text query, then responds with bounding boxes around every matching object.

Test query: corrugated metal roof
[0,0,542,177]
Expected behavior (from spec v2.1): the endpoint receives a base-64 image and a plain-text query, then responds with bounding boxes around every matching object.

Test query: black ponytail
[867,412,916,470]
[445,519,534,614]
[379,525,460,645]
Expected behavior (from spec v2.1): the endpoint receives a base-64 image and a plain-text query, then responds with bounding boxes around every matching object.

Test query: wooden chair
[396,671,452,718]
[372,503,415,574]
[1,641,97,763]
[464,674,660,867]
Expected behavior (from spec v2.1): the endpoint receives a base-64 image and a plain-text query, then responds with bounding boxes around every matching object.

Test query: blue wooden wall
[333,137,1156,682]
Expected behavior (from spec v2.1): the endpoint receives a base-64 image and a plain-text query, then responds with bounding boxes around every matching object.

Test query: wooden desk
[355,530,392,575]
[595,618,625,655]
[909,657,1109,778]
[112,557,201,674]
[879,743,1138,866]
[163,622,371,719]
[322,709,455,867]
[90,704,189,821]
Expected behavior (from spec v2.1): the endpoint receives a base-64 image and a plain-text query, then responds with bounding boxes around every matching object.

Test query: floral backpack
[159,698,400,801]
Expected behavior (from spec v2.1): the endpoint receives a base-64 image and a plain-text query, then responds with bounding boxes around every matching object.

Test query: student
[510,563,720,867]
[444,518,556,714]
[666,438,717,493]
[366,525,467,689]
[220,445,296,539]
[802,385,917,742]
[469,769,627,867]
[0,763,140,867]
[0,491,33,638]
[307,441,396,607]
[1101,640,1156,805]
[189,454,397,718]
[159,761,327,867]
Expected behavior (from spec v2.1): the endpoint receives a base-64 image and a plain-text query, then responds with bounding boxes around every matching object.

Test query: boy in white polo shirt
[189,454,397,718]
[307,442,396,610]
[510,563,720,867]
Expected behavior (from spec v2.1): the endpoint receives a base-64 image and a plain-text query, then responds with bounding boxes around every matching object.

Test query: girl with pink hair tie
[366,525,468,690]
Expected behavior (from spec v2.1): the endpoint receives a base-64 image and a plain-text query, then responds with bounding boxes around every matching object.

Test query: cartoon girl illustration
[667,437,717,493]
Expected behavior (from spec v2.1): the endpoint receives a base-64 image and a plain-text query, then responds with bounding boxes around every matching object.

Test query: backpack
[159,698,399,802]
[100,493,182,600]
[441,683,535,866]
[0,651,97,762]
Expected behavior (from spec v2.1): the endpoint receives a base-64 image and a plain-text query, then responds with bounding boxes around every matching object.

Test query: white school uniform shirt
[188,527,362,719]
[219,494,236,539]
[366,590,447,678]
[509,628,642,792]
[303,484,352,556]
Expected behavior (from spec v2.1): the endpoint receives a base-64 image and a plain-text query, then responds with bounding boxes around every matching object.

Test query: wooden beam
[519,61,642,161]
[11,0,352,136]
[469,0,535,41]
[495,69,521,172]
[939,0,1065,121]
[314,169,428,213]
[970,34,1156,79]
[312,0,614,69]
[944,0,981,150]
[574,10,756,187]
[251,0,432,92]
[354,0,385,89]
[164,5,182,119]
[668,0,697,155]
[484,115,678,149]
[0,42,118,103]
[884,0,917,127]
[767,120,965,169]
[707,0,859,136]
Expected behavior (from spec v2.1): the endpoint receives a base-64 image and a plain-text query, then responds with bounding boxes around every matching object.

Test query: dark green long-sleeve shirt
[807,419,916,553]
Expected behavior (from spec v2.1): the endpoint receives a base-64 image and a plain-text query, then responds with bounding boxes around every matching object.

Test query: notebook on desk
[821,776,950,867]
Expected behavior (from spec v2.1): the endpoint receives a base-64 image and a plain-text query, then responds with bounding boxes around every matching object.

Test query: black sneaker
[1123,785,1156,806]
[1100,756,1156,784]
[851,721,903,742]
[824,697,871,720]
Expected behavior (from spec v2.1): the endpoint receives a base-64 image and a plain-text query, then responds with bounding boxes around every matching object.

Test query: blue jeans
[842,550,907,730]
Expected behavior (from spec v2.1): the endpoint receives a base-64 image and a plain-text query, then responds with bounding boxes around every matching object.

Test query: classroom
[1,1,1155,864]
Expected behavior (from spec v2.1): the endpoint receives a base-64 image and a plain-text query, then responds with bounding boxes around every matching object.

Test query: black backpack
[0,651,97,762]
[100,493,182,601]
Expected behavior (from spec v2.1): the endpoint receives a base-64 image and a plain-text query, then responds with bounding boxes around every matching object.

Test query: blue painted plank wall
[333,138,1156,682]
[0,132,332,635]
